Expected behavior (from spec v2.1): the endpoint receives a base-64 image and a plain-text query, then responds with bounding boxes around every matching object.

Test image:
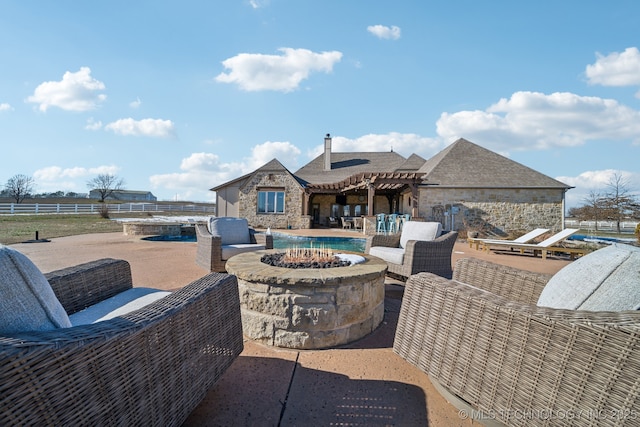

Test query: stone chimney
[324,133,332,171]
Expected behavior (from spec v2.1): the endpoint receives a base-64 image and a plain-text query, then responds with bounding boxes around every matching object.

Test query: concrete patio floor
[12,229,571,426]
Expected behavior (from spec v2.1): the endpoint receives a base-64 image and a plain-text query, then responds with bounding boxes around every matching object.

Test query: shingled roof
[210,158,302,191]
[294,151,408,185]
[418,138,571,188]
[396,153,427,172]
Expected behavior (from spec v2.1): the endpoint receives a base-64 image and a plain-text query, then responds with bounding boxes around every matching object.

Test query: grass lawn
[0,213,177,245]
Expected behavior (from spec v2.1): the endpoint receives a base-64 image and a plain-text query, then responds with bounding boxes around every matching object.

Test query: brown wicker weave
[1,258,244,427]
[365,230,458,279]
[394,257,640,427]
[195,223,274,272]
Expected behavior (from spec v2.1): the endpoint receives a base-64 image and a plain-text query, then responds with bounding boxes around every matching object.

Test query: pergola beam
[306,172,425,194]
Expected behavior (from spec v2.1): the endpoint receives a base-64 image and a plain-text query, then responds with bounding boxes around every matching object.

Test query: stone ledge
[226,250,388,286]
[122,222,183,236]
[227,250,388,349]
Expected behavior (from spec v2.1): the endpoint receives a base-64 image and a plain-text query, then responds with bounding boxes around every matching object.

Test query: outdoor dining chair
[376,213,387,233]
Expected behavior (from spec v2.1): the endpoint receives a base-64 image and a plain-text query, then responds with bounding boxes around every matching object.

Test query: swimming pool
[142,232,366,253]
[568,234,636,245]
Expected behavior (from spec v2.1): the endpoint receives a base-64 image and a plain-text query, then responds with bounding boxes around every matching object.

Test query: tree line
[2,173,125,204]
[568,172,640,233]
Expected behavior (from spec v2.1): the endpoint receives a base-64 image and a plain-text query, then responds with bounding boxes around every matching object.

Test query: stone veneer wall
[238,171,307,229]
[419,188,566,234]
[226,251,387,349]
[122,222,182,236]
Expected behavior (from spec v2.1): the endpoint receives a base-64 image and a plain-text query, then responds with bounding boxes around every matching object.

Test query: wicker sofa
[196,217,273,272]
[0,257,243,426]
[365,221,458,279]
[394,254,640,427]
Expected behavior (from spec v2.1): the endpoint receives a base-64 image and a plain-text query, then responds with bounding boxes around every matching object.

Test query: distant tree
[601,172,639,233]
[575,190,610,231]
[87,174,125,202]
[4,174,35,203]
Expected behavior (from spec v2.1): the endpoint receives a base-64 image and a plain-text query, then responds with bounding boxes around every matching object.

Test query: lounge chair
[353,217,363,231]
[366,221,458,279]
[481,228,581,259]
[0,246,243,426]
[341,217,352,229]
[468,227,549,250]
[394,244,640,426]
[196,217,273,272]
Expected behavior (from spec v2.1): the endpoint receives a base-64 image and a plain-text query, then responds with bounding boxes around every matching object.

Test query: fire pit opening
[260,246,359,269]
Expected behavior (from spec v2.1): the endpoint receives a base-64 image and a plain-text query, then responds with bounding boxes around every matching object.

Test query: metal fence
[0,203,215,215]
[565,219,638,232]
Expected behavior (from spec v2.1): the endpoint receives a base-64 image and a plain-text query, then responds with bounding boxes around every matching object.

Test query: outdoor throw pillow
[399,221,442,249]
[208,217,251,245]
[0,245,72,334]
[206,215,216,234]
[537,243,640,311]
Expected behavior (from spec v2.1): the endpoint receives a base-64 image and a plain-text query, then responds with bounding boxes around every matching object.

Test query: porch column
[366,179,374,215]
[302,192,310,216]
[410,183,419,218]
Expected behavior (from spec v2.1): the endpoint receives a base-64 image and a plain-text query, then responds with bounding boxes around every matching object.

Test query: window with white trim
[258,190,285,214]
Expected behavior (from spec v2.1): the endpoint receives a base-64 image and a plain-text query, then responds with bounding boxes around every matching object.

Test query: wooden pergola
[304,172,425,218]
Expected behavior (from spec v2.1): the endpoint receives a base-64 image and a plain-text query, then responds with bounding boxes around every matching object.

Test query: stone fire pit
[225,250,387,349]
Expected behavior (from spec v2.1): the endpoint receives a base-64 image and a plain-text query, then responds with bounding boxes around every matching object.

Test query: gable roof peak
[419,138,570,189]
[256,158,289,172]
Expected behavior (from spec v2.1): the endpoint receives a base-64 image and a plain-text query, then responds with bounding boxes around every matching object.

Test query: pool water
[142,232,366,253]
[272,233,366,253]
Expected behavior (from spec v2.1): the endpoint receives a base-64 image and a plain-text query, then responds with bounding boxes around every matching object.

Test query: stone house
[211,136,572,235]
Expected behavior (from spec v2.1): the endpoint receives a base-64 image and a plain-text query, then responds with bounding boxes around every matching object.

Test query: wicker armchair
[195,220,273,272]
[0,258,244,427]
[394,258,640,427]
[365,225,458,279]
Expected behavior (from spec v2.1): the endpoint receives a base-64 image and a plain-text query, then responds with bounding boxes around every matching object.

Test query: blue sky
[1,1,639,209]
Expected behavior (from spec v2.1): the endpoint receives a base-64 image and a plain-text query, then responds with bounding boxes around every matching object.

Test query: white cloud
[0,103,12,112]
[150,153,240,202]
[585,47,640,86]
[248,0,269,8]
[215,48,343,92]
[149,140,302,201]
[245,141,301,171]
[33,165,120,192]
[436,91,640,151]
[85,117,103,131]
[105,118,175,138]
[26,67,107,112]
[367,25,401,40]
[308,132,442,160]
[556,169,640,209]
[129,97,142,108]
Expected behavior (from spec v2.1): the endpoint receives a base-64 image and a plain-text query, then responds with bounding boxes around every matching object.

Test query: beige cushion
[537,243,640,311]
[0,245,71,334]
[221,244,266,260]
[400,222,442,249]
[69,288,170,325]
[208,217,251,245]
[368,246,405,265]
